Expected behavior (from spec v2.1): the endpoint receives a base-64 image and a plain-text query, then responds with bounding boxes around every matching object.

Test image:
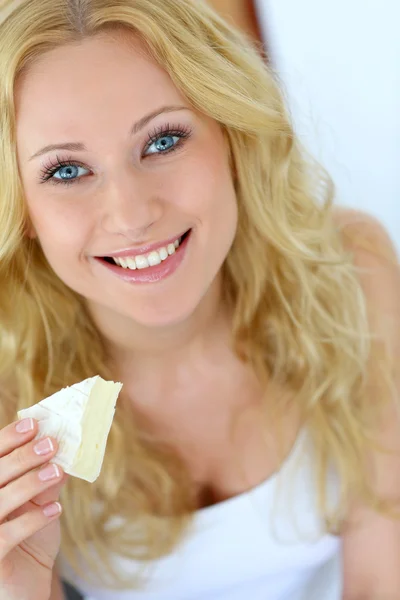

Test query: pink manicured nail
[15,418,34,433]
[34,438,54,455]
[38,464,60,481]
[43,502,62,517]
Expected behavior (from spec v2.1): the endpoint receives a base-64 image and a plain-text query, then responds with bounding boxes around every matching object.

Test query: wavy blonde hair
[0,0,396,590]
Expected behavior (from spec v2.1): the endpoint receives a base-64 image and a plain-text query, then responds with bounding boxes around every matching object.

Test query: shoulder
[332,205,399,264]
[332,206,399,353]
[334,207,400,596]
[331,207,400,504]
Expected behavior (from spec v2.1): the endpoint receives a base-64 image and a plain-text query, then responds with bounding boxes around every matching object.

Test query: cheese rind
[17,376,123,482]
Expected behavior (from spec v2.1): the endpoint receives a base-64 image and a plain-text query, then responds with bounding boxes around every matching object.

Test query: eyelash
[38,122,193,186]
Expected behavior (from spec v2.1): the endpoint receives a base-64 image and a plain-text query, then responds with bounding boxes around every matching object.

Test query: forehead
[15,32,188,148]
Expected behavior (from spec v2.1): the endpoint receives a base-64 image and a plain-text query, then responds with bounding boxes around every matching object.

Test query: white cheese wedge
[17,376,123,483]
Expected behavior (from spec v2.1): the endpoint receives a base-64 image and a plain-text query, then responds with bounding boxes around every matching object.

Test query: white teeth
[110,234,185,270]
[148,251,161,267]
[159,247,168,261]
[135,255,149,269]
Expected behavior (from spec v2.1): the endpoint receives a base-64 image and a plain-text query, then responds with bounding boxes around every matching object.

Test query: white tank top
[58,428,342,599]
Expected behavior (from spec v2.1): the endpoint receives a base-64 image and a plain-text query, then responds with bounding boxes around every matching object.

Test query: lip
[93,229,192,285]
[96,229,190,259]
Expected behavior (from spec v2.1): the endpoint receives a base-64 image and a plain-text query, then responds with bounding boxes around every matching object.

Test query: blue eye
[53,164,89,182]
[143,124,192,157]
[39,157,90,186]
[145,134,180,155]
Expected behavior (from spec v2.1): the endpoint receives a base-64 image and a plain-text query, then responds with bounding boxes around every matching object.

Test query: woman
[0,1,399,599]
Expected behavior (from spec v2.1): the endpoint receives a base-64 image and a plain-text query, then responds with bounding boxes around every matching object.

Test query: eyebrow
[28,104,190,161]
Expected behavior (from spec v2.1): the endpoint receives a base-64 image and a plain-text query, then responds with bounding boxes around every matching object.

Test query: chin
[127,295,200,329]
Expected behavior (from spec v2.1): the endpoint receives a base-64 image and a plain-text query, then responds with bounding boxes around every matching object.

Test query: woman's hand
[0,417,67,600]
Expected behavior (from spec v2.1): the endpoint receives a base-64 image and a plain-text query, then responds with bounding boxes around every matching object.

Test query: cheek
[27,196,89,262]
[175,147,237,220]
[198,153,238,232]
[184,151,238,266]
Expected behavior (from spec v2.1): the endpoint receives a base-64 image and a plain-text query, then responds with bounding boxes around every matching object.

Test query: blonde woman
[0,1,399,600]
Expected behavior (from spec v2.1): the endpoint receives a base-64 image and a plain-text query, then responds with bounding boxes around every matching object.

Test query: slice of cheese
[17,376,123,483]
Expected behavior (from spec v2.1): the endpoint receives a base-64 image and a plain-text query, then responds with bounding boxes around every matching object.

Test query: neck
[86,276,233,374]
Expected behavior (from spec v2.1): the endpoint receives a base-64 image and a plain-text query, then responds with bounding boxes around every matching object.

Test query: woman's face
[15,32,238,328]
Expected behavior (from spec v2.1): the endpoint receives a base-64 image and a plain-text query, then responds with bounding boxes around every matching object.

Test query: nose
[99,169,163,242]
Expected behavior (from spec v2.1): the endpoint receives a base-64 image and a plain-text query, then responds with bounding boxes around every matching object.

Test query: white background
[255,0,400,250]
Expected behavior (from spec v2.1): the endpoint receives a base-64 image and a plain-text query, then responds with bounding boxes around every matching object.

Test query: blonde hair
[0,0,396,590]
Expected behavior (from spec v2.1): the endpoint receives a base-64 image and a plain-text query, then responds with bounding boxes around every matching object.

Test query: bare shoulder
[332,205,399,264]
[332,207,400,596]
[332,205,399,352]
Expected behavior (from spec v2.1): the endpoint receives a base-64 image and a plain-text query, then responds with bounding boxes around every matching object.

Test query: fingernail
[16,418,34,433]
[39,463,61,481]
[34,437,54,456]
[43,502,62,517]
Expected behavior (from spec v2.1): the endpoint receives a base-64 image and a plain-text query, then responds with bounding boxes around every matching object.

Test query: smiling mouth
[100,229,191,270]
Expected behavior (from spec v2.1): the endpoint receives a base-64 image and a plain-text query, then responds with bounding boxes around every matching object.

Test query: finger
[0,436,59,488]
[8,473,69,521]
[0,502,62,560]
[0,418,38,459]
[0,463,63,522]
[31,472,69,506]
